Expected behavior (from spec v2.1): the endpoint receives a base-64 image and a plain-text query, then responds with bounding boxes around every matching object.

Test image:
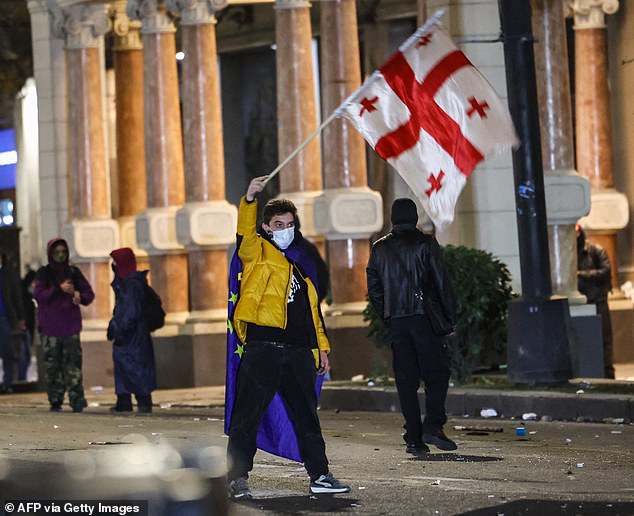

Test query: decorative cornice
[567,0,619,29]
[166,0,218,25]
[274,0,311,10]
[111,0,143,50]
[128,0,176,34]
[60,4,111,49]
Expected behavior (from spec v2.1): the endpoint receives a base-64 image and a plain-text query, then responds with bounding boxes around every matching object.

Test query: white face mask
[271,227,295,250]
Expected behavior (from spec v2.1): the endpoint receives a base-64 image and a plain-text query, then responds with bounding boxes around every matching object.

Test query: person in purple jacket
[33,238,95,412]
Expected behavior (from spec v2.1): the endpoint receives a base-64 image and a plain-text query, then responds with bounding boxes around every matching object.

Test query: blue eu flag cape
[224,248,325,462]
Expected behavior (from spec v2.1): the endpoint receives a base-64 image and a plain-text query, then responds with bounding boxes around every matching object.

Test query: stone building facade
[19,0,634,386]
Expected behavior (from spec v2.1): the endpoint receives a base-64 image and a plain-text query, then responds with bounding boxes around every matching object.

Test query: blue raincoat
[108,270,157,396]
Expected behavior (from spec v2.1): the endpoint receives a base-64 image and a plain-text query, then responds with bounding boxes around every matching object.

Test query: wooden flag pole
[263,111,339,184]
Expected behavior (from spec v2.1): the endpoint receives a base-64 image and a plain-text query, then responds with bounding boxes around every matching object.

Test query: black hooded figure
[576,225,614,378]
[367,198,458,455]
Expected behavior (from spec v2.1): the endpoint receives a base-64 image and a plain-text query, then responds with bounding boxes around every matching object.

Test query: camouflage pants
[41,334,85,407]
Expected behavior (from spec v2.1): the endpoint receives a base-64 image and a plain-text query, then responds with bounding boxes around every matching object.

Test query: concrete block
[496,392,541,419]
[154,335,194,389]
[569,315,604,378]
[320,388,399,413]
[445,391,466,416]
[576,395,632,422]
[530,394,579,421]
[82,338,114,389]
[192,333,226,387]
[327,325,392,382]
[459,390,502,418]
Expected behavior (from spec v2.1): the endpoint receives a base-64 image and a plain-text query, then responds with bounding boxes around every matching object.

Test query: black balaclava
[391,198,418,226]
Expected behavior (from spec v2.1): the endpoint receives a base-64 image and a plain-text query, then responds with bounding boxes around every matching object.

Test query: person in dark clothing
[18,268,37,381]
[107,247,157,413]
[33,238,94,412]
[0,253,25,393]
[576,225,614,379]
[226,176,350,500]
[367,198,458,455]
[287,215,330,303]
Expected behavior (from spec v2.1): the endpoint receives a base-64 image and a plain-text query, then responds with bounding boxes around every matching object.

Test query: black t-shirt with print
[247,264,312,347]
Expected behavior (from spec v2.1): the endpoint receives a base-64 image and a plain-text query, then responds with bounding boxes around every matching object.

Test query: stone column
[275,0,320,194]
[273,0,326,265]
[531,0,590,304]
[416,0,427,25]
[570,0,629,290]
[110,1,148,269]
[317,0,382,307]
[59,4,118,323]
[128,0,189,321]
[169,0,237,322]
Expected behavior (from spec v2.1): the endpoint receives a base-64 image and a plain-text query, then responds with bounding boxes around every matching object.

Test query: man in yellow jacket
[227,176,351,500]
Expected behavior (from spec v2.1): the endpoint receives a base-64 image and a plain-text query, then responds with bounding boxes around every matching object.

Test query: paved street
[0,390,633,515]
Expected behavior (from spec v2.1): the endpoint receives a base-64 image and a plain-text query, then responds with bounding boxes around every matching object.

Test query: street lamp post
[498,0,574,384]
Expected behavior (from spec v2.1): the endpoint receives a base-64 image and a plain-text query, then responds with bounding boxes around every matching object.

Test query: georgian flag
[337,16,518,230]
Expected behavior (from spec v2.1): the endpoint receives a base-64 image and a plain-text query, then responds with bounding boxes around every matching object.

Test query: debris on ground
[453,425,503,433]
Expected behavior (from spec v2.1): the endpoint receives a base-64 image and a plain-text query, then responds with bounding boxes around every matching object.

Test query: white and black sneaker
[309,472,351,494]
[228,476,253,500]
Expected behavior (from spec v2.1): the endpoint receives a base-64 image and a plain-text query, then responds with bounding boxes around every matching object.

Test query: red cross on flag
[337,17,518,230]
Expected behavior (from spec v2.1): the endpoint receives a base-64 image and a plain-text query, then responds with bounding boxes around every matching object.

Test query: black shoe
[50,402,62,412]
[110,405,133,413]
[228,477,253,500]
[406,442,430,456]
[135,394,152,413]
[309,473,351,494]
[423,431,457,451]
[72,398,87,413]
[0,385,13,394]
[111,394,133,412]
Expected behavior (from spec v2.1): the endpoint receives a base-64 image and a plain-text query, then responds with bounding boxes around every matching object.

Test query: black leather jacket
[577,241,611,304]
[366,224,456,326]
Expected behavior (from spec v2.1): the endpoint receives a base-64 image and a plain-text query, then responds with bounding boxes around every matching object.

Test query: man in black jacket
[0,253,25,393]
[367,198,457,455]
[576,225,614,379]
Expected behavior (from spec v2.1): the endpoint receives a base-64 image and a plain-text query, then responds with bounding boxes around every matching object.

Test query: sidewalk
[319,363,634,422]
[1,367,632,423]
[320,382,634,422]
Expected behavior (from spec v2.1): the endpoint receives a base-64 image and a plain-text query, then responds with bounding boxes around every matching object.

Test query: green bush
[363,244,514,383]
[442,245,514,382]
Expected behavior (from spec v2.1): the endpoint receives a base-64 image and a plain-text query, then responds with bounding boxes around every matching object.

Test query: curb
[320,385,634,422]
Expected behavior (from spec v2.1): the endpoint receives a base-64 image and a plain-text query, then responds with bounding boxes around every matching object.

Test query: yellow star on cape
[237,271,242,281]
[227,319,234,334]
[234,343,245,359]
[229,291,239,304]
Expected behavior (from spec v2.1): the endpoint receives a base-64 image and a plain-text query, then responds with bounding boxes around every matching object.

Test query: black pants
[390,315,450,445]
[596,300,614,379]
[227,341,328,481]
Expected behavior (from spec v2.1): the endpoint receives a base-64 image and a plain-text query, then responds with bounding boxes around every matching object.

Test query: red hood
[110,247,137,279]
